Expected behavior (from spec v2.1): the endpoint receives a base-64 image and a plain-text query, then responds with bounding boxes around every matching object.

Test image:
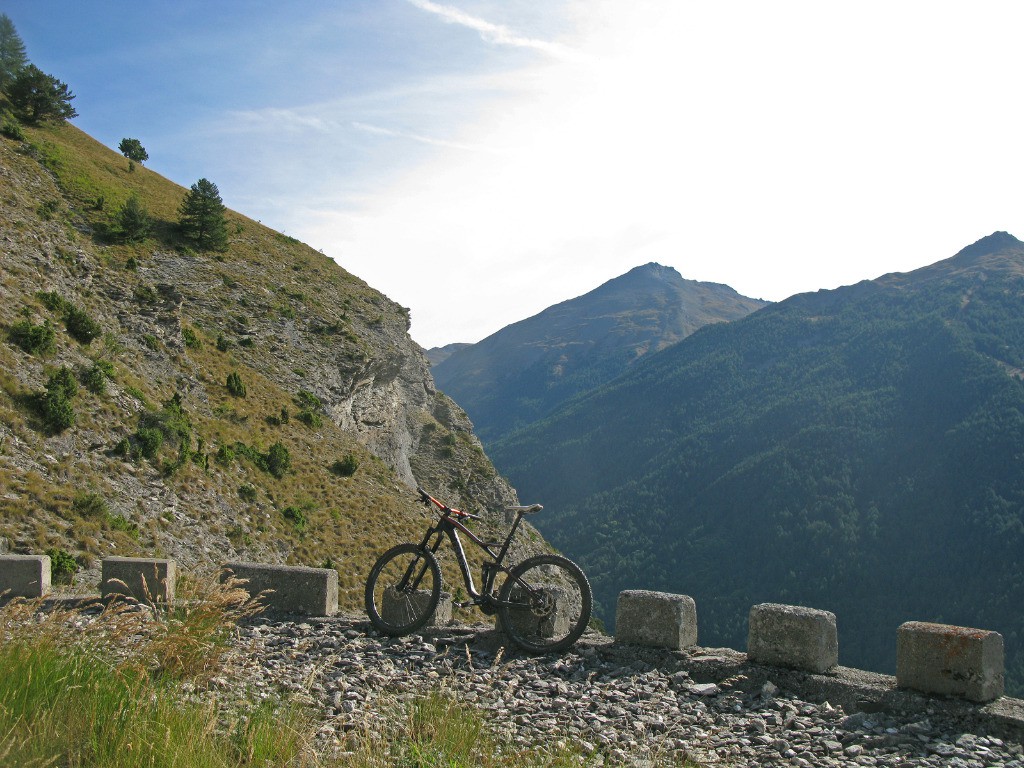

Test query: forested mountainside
[424,343,470,368]
[432,263,768,445]
[0,115,546,604]
[490,232,1024,694]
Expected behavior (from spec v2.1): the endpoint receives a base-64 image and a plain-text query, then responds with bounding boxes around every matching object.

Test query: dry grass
[0,572,262,683]
[140,574,266,682]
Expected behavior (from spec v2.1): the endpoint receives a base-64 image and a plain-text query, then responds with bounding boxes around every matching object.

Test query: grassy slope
[0,116,517,608]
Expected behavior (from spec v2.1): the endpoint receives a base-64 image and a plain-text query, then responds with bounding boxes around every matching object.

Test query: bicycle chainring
[478,595,498,615]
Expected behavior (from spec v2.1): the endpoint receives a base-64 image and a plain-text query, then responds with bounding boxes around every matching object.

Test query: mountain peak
[591,263,683,297]
[624,263,681,281]
[875,231,1024,290]
[952,231,1022,262]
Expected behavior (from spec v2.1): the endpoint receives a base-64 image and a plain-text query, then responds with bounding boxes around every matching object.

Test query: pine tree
[178,178,229,252]
[118,137,149,165]
[0,14,27,89]
[8,65,77,124]
[114,193,151,243]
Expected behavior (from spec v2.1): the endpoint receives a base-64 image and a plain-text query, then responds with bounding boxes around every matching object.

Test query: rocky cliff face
[0,121,530,601]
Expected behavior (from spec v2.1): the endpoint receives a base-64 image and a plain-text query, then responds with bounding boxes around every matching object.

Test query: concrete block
[615,590,698,651]
[0,554,51,598]
[222,562,338,616]
[102,557,176,603]
[748,602,838,673]
[897,621,1004,702]
[382,590,452,627]
[498,585,570,639]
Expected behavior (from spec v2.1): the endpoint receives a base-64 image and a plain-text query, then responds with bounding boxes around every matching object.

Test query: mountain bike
[364,487,593,653]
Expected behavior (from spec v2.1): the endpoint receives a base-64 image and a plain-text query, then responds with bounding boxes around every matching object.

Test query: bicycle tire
[497,554,592,653]
[365,543,442,636]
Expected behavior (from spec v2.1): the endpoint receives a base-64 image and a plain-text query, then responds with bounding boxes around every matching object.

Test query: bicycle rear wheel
[497,554,592,653]
[365,543,441,636]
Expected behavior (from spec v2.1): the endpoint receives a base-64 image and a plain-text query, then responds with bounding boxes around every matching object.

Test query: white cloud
[405,0,586,61]
[227,107,335,134]
[294,1,1024,348]
[351,121,502,153]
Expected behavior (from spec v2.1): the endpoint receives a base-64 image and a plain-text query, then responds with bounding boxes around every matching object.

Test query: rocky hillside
[432,263,768,444]
[0,118,543,606]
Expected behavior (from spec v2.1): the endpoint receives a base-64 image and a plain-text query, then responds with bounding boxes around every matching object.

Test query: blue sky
[6,2,1024,347]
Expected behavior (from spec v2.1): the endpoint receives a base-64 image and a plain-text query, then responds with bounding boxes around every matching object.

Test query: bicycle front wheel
[497,554,592,653]
[365,543,442,636]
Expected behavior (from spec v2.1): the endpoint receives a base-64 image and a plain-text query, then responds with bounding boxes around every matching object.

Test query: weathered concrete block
[102,557,176,603]
[0,554,51,598]
[382,590,452,627]
[222,562,338,616]
[498,586,570,639]
[748,603,838,673]
[897,621,1004,702]
[615,590,698,651]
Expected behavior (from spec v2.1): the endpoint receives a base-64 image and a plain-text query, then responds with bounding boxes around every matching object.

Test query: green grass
[0,640,314,767]
[0,581,313,768]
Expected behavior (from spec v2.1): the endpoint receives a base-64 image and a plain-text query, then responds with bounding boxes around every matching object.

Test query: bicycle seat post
[492,507,523,566]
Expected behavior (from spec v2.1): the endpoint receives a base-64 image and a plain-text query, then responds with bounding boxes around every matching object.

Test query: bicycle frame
[418,505,527,605]
[367,487,590,651]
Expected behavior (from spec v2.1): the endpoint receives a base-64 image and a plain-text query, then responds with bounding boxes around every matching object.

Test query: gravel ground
[219,612,1024,767]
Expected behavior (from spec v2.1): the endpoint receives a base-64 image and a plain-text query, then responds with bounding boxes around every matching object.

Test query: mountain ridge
[433,262,768,444]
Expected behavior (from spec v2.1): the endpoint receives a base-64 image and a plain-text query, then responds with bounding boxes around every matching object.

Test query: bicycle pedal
[453,600,475,608]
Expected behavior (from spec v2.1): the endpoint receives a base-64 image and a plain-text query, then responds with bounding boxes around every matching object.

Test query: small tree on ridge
[118,137,148,170]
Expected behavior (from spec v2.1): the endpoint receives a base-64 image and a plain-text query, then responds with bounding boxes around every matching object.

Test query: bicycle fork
[397,527,443,594]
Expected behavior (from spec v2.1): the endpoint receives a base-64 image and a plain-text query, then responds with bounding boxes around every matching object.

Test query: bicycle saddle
[507,503,543,514]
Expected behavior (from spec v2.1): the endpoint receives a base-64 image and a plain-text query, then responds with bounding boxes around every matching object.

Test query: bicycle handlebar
[416,486,480,520]
[416,486,544,519]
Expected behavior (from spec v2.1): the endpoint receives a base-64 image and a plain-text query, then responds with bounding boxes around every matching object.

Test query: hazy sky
[7,2,1024,347]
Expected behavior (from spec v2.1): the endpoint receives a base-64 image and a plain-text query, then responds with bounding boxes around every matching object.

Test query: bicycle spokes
[365,544,441,635]
[382,585,433,625]
[497,556,592,653]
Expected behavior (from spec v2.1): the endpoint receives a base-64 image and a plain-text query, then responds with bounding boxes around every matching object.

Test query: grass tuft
[335,687,587,768]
